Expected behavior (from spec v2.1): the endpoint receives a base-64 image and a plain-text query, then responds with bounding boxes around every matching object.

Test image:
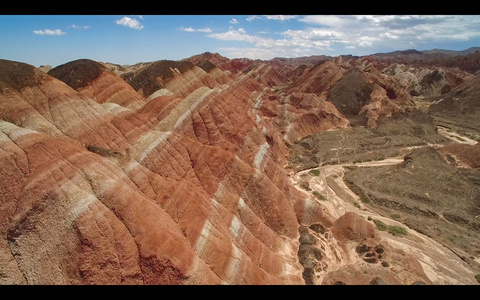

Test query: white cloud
[263,15,298,21]
[299,15,347,27]
[115,16,144,30]
[296,15,480,51]
[246,15,260,22]
[210,15,480,60]
[207,28,261,43]
[197,28,213,33]
[380,32,399,40]
[283,28,342,41]
[217,47,279,60]
[209,27,332,59]
[357,36,380,47]
[182,27,212,33]
[33,29,66,36]
[245,15,298,22]
[229,18,239,24]
[68,24,91,30]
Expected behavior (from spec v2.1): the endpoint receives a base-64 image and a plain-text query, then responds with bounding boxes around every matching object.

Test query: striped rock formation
[0,55,447,285]
[0,58,310,284]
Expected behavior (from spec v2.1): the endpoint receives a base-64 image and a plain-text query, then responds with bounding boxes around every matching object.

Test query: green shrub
[312,191,326,200]
[475,274,480,283]
[387,225,408,236]
[361,197,371,203]
[373,219,387,231]
[373,219,408,237]
[309,169,321,176]
[300,182,311,191]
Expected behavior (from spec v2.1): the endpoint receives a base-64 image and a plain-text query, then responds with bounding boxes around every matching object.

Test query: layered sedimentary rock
[0,58,308,285]
[121,59,233,99]
[1,51,478,285]
[48,59,146,110]
[382,63,474,97]
[327,60,417,128]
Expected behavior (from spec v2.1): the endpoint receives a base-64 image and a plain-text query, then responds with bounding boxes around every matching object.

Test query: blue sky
[1,15,480,67]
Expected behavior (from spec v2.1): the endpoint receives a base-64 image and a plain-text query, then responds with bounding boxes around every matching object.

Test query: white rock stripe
[224,243,243,281]
[253,142,269,177]
[174,88,216,129]
[101,102,132,115]
[132,87,218,163]
[229,215,242,239]
[63,181,98,224]
[146,89,174,102]
[133,130,172,163]
[0,120,38,141]
[52,97,114,134]
[194,219,213,255]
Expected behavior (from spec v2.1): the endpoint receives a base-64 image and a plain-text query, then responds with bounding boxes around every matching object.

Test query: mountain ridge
[95,46,480,74]
[1,46,479,285]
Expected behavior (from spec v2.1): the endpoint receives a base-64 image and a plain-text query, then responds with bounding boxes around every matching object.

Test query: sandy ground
[289,153,479,284]
[437,126,478,145]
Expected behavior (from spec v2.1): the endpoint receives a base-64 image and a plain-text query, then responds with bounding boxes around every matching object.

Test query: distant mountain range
[422,47,480,56]
[239,47,480,74]
[363,47,480,74]
[373,46,480,57]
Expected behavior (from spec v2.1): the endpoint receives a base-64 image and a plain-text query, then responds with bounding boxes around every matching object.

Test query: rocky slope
[0,49,479,285]
[428,74,480,141]
[49,59,147,110]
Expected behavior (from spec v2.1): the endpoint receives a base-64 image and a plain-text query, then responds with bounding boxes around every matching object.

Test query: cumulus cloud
[299,15,347,27]
[229,18,239,24]
[208,26,335,58]
[209,15,480,59]
[115,16,144,30]
[299,15,480,50]
[217,47,278,60]
[207,28,262,43]
[246,15,260,22]
[33,29,66,35]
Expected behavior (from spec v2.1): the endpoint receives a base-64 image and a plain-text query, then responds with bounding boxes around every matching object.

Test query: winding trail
[437,125,478,145]
[288,127,479,284]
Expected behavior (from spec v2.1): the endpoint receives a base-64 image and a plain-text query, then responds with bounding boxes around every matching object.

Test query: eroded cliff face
[0,54,477,285]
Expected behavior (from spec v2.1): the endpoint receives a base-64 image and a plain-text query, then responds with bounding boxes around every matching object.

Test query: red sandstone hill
[1,49,479,285]
[48,59,146,110]
[0,58,309,284]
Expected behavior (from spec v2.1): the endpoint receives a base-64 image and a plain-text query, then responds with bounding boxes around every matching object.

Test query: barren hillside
[0,49,479,285]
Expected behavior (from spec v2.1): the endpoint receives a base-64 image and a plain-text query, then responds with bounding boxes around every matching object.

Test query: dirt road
[437,126,478,145]
[289,151,479,284]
